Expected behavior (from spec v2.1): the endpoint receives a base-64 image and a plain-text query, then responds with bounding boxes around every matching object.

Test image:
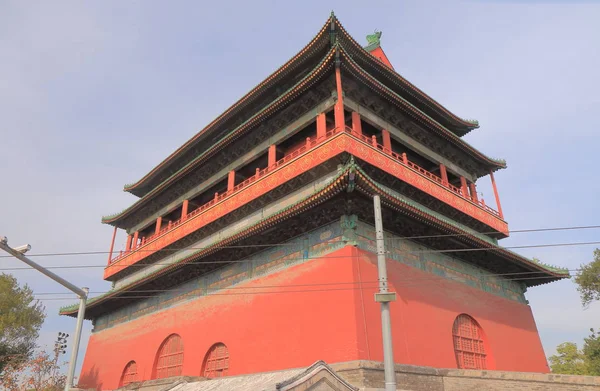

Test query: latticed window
[452,314,487,369]
[119,361,137,387]
[202,343,230,378]
[154,334,184,379]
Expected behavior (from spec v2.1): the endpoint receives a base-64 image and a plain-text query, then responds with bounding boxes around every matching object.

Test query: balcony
[105,126,506,279]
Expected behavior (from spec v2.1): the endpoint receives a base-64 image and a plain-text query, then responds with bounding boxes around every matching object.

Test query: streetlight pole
[373,195,397,391]
[0,237,88,391]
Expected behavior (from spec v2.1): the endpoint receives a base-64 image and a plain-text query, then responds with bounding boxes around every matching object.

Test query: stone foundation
[331,361,600,391]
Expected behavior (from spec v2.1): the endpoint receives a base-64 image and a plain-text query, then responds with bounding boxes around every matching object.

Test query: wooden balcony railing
[110,126,501,265]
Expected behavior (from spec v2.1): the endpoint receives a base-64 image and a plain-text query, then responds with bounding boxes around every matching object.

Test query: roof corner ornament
[329,14,337,46]
[366,30,382,47]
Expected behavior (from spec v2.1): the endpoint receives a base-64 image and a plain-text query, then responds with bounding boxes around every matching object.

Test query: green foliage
[583,328,600,376]
[0,273,46,375]
[548,342,589,375]
[574,249,600,307]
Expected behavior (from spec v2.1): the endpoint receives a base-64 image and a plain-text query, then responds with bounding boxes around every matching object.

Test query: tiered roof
[62,161,568,318]
[103,13,504,227]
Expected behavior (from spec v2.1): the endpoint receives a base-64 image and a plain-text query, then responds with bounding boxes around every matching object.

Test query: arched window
[452,314,487,369]
[154,334,184,379]
[202,343,230,378]
[119,361,137,387]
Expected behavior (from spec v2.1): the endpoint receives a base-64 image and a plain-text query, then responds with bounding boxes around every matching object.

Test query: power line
[32,274,574,302]
[32,270,578,297]
[0,240,596,272]
[1,224,599,261]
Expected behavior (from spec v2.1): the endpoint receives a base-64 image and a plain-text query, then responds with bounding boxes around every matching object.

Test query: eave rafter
[62,162,568,318]
[334,19,479,135]
[102,48,337,226]
[122,13,492,199]
[338,48,505,171]
[123,18,333,197]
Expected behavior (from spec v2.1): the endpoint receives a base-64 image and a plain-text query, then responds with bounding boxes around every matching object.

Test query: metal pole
[0,238,88,391]
[373,195,397,391]
[0,241,86,297]
[65,287,88,391]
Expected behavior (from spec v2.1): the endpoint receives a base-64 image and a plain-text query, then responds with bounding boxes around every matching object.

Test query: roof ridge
[124,14,336,194]
[62,162,355,314]
[339,48,506,168]
[103,47,338,224]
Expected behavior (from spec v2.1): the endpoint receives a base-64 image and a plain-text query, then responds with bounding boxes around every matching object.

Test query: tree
[0,350,66,391]
[574,249,600,307]
[548,342,589,375]
[583,328,600,376]
[0,273,46,376]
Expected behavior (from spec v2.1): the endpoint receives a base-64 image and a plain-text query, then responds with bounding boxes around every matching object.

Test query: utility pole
[53,332,68,385]
[0,236,88,391]
[373,195,397,391]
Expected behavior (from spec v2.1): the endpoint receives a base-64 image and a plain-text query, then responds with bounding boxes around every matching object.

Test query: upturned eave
[101,48,337,226]
[63,162,567,318]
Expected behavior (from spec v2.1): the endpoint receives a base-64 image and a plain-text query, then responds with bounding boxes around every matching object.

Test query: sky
[1,0,599,380]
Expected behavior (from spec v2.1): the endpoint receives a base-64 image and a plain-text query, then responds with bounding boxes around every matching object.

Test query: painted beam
[345,98,476,182]
[106,132,508,280]
[127,98,336,233]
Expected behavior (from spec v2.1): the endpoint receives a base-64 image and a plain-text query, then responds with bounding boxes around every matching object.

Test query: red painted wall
[350,247,549,373]
[79,246,549,390]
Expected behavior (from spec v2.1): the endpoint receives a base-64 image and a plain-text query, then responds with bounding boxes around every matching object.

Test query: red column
[334,65,345,130]
[351,112,362,135]
[316,113,326,140]
[227,171,235,192]
[107,226,117,265]
[125,234,132,251]
[268,145,276,168]
[181,200,189,220]
[490,171,504,219]
[381,129,391,151]
[155,217,162,235]
[439,164,449,185]
[469,183,478,203]
[460,177,469,197]
[132,231,139,249]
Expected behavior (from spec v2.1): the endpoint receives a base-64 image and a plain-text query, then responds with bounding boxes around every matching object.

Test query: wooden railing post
[181,200,189,220]
[132,231,139,249]
[268,144,277,168]
[490,171,504,219]
[107,226,117,265]
[469,183,478,203]
[227,171,235,192]
[439,164,449,185]
[334,65,345,129]
[382,129,392,152]
[155,217,162,235]
[460,177,469,197]
[351,112,362,135]
[316,113,326,140]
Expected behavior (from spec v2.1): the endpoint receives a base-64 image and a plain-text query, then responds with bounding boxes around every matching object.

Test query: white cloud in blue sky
[1,0,599,378]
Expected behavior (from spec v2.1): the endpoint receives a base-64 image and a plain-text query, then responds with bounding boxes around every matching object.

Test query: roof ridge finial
[330,10,336,18]
[366,29,382,47]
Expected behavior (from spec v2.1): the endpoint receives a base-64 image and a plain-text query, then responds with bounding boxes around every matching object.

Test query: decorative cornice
[124,14,488,197]
[61,161,568,316]
[339,48,506,169]
[102,48,337,225]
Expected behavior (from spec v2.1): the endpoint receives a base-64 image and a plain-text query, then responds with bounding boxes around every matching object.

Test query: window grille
[119,361,137,387]
[202,343,230,378]
[452,314,487,370]
[154,334,184,379]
